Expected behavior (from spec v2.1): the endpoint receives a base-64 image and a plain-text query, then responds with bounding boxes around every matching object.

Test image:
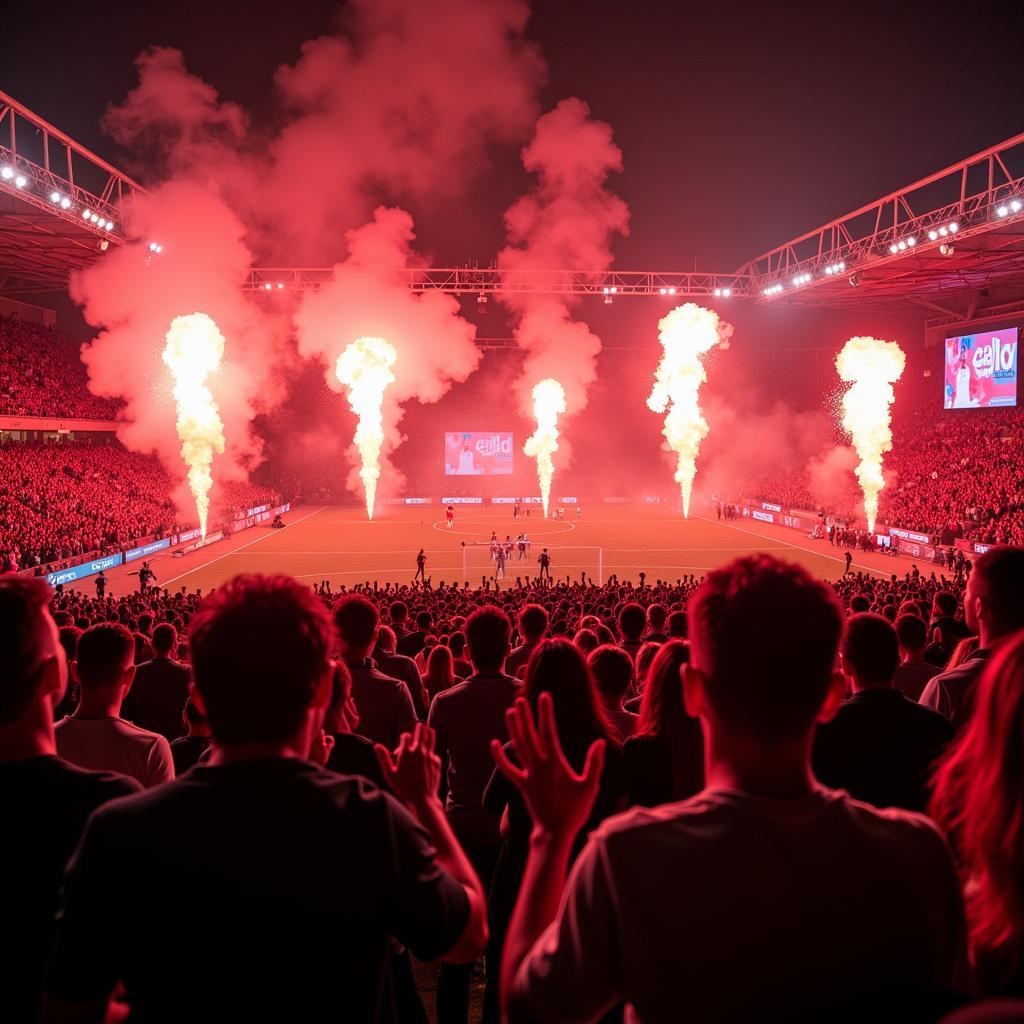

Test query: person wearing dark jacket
[815,613,953,812]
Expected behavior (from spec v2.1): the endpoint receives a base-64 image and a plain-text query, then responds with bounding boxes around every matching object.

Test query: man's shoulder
[136,658,190,680]
[12,756,142,803]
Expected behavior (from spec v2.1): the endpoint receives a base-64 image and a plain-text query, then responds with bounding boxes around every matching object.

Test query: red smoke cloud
[72,181,289,516]
[76,0,547,511]
[499,98,630,427]
[292,206,481,501]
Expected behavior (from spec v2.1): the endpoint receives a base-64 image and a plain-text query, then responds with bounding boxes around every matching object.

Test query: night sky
[6,0,1024,272]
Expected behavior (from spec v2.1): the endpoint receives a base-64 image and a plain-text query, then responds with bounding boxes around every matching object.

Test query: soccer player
[94,572,108,599]
[137,562,156,594]
[538,548,551,582]
[446,505,455,529]
[415,549,427,583]
[513,503,520,521]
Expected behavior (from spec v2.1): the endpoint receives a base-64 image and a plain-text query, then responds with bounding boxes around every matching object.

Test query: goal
[461,541,604,584]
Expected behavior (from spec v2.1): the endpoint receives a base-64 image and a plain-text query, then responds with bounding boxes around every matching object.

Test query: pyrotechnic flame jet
[835,336,906,534]
[647,303,731,517]
[161,313,226,539]
[524,378,566,518]
[335,336,397,520]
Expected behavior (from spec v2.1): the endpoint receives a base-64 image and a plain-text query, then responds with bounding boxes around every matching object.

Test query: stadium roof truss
[1,89,1023,323]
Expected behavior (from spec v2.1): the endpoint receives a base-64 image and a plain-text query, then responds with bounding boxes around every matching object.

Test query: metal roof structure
[2,89,1023,326]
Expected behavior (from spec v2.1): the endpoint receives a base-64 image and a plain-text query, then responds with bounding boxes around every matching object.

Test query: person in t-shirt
[498,554,969,1022]
[507,603,548,678]
[55,623,174,788]
[921,547,1024,731]
[121,622,191,740]
[537,548,551,581]
[813,613,953,812]
[44,573,488,1023]
[414,548,427,583]
[0,576,139,1023]
[333,595,417,750]
[892,613,942,701]
[427,605,520,1024]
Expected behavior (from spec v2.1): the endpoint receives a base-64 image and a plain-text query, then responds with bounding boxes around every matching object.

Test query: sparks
[647,303,731,517]
[523,378,566,517]
[335,336,397,520]
[835,336,906,534]
[161,313,226,539]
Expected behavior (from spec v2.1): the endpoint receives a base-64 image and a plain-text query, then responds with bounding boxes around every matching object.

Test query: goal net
[461,541,604,585]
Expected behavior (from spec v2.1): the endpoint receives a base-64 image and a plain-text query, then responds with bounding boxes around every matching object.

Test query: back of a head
[850,594,870,613]
[895,613,927,653]
[618,602,646,642]
[390,600,407,623]
[648,603,668,631]
[0,576,55,726]
[974,546,1024,637]
[525,639,609,761]
[934,590,958,617]
[416,610,433,630]
[841,613,899,686]
[152,622,177,657]
[637,640,690,735]
[449,631,466,657]
[332,594,379,651]
[574,628,599,655]
[518,603,549,642]
[426,644,454,687]
[667,610,688,639]
[689,555,843,742]
[465,605,511,672]
[191,575,334,746]
[589,644,634,703]
[59,625,82,663]
[376,625,397,653]
[77,623,134,689]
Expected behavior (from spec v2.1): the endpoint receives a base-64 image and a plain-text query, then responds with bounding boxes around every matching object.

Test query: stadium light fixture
[14,175,26,189]
[50,191,61,203]
[906,237,916,247]
[997,205,1009,218]
[60,197,71,209]
[928,230,938,241]
[0,166,13,180]
[939,243,955,256]
[948,221,959,233]
[277,282,284,290]
[1011,199,1023,213]
[668,287,676,295]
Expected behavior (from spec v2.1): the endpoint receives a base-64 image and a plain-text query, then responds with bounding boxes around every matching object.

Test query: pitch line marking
[161,506,325,588]
[694,513,893,577]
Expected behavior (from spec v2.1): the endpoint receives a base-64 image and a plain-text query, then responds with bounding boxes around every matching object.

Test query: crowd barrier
[38,502,293,588]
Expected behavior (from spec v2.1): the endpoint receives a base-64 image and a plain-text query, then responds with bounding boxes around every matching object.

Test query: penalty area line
[161,506,325,589]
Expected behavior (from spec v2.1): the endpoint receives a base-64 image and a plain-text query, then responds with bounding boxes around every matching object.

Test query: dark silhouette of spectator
[121,623,191,740]
[814,613,953,812]
[333,595,417,750]
[43,574,488,1021]
[168,698,212,775]
[507,604,548,678]
[0,576,138,1022]
[498,555,969,1022]
[426,605,519,1024]
[623,640,703,807]
[922,547,1024,730]
[932,630,1024,998]
[893,613,943,701]
[589,644,638,741]
[617,602,647,660]
[374,624,429,720]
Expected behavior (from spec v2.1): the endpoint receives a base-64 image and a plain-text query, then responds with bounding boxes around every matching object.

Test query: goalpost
[461,542,604,585]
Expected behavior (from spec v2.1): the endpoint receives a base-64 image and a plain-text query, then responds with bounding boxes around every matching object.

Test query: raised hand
[491,694,605,841]
[375,723,442,814]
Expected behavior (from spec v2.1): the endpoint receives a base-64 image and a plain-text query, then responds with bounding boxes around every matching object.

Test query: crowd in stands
[0,316,120,419]
[0,441,281,573]
[3,544,1023,1021]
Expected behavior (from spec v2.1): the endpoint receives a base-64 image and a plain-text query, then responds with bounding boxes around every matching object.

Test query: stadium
[2,3,1024,1022]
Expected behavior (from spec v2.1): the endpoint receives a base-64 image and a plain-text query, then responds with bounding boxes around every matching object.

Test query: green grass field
[85,503,908,598]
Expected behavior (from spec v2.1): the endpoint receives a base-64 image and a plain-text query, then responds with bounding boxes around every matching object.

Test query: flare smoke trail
[161,313,227,537]
[835,336,906,533]
[294,207,480,512]
[523,379,566,516]
[647,303,733,517]
[499,98,629,508]
[334,337,398,519]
